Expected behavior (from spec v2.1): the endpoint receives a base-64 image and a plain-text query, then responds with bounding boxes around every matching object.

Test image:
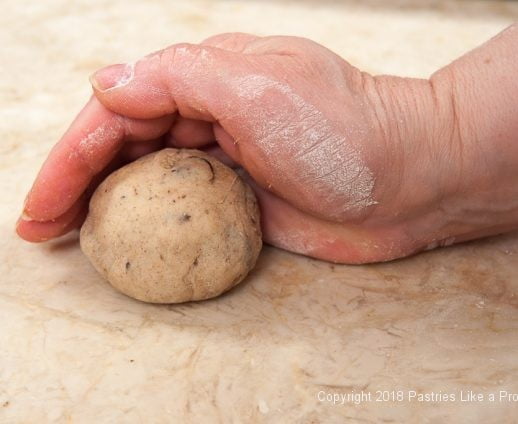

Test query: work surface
[2,1,518,422]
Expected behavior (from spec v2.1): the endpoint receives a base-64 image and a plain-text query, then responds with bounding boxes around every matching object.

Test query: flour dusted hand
[19,29,518,263]
[80,148,262,303]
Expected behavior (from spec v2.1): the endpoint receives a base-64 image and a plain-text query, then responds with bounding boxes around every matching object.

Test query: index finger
[23,97,173,222]
[23,97,124,222]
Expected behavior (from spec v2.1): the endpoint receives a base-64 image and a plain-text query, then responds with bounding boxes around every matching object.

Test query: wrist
[363,73,459,221]
[428,25,518,236]
[361,60,518,247]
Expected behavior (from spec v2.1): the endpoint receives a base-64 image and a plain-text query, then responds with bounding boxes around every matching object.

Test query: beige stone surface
[1,1,518,422]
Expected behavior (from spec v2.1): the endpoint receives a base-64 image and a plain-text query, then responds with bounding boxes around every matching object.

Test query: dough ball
[80,148,262,303]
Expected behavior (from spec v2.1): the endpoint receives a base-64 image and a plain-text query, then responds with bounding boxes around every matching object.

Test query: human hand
[17,29,518,263]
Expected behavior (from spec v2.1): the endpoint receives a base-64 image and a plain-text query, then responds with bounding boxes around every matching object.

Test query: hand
[16,30,518,263]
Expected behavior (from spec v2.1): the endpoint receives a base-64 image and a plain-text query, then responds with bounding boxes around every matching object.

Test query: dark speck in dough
[179,213,191,222]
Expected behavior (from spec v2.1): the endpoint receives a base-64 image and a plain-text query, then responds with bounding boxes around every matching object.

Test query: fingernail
[90,62,135,92]
[20,211,33,222]
[20,194,34,221]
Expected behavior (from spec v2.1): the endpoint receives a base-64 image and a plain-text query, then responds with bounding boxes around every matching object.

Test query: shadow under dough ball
[80,148,262,303]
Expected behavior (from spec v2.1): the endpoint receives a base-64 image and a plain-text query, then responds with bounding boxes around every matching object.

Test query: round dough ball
[80,148,262,303]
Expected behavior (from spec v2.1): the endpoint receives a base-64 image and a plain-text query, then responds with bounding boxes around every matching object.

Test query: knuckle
[162,43,214,75]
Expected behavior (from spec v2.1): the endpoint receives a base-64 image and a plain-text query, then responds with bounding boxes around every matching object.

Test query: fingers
[91,32,261,123]
[92,32,261,145]
[123,114,176,142]
[89,42,308,209]
[120,137,165,162]
[17,195,87,242]
[23,97,173,222]
[24,98,123,222]
[18,154,127,242]
[90,58,176,119]
[90,43,255,121]
[166,117,214,148]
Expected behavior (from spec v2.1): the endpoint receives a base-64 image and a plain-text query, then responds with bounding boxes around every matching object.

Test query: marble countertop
[1,1,517,422]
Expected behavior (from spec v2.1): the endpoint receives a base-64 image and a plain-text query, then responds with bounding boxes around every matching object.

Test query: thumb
[90,43,254,121]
